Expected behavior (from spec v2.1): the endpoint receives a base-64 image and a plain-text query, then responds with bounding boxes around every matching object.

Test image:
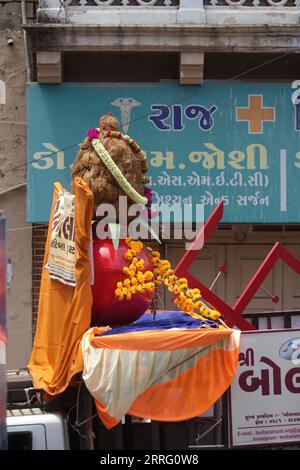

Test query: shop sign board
[27,82,300,223]
[228,329,300,448]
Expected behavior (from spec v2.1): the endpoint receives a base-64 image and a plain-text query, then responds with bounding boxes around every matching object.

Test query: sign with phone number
[27,82,300,223]
[228,330,300,448]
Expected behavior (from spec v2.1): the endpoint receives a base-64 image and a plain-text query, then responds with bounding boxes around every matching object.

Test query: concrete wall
[1,188,32,370]
[0,2,32,369]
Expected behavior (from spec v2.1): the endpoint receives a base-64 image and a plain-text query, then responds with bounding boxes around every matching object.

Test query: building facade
[3,0,300,368]
[0,0,36,370]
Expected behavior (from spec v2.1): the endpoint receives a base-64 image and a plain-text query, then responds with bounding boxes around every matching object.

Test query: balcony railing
[61,0,300,6]
[205,0,299,6]
[62,1,178,5]
[36,0,300,27]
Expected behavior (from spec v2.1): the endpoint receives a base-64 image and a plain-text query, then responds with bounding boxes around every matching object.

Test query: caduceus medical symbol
[111,97,141,133]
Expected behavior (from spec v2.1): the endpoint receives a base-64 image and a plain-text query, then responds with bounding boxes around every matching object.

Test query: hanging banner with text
[27,82,300,223]
[228,329,300,448]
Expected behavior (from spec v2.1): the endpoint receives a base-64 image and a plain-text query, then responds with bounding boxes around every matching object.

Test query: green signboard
[27,82,300,223]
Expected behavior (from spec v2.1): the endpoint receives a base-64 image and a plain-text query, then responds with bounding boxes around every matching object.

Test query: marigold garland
[115,238,221,322]
[101,130,146,162]
[114,238,155,301]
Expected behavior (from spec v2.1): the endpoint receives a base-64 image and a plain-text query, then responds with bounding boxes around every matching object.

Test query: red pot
[91,236,153,326]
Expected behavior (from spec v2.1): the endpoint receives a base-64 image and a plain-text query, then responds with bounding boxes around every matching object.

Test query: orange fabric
[28,178,93,396]
[95,401,119,429]
[90,326,232,351]
[128,344,239,422]
[94,344,239,428]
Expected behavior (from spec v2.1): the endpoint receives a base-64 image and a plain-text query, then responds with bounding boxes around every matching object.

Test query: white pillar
[178,0,206,24]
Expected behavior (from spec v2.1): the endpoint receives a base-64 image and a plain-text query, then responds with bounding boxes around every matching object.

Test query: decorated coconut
[71,113,150,218]
[72,113,153,326]
[71,113,222,328]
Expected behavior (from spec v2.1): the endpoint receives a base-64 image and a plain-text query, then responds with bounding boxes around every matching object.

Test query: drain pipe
[21,0,32,82]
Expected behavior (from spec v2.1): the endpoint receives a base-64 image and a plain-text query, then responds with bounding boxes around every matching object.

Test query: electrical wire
[66,380,97,441]
[1,142,78,177]
[2,50,298,233]
[0,50,297,178]
[6,224,48,232]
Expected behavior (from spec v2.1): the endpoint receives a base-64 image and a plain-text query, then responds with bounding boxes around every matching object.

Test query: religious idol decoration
[71,113,222,327]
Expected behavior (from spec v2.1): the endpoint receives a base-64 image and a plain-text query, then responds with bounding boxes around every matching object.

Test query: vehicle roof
[7,408,65,426]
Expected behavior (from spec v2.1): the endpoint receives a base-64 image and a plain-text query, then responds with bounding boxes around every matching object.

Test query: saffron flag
[28,178,93,396]
[82,311,240,429]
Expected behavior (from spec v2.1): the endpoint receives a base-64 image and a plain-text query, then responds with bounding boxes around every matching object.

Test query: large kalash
[27,113,241,440]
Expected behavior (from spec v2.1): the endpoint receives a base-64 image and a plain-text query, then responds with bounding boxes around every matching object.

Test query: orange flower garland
[115,238,221,322]
[114,238,155,301]
[100,130,148,172]
[148,248,221,321]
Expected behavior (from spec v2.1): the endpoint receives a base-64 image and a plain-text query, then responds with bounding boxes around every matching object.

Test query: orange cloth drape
[28,178,93,396]
[82,326,240,428]
[95,342,240,429]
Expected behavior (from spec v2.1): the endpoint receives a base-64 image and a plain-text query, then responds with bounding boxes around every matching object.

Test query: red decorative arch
[174,202,300,331]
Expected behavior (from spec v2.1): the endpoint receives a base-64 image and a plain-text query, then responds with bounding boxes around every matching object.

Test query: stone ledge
[24,23,300,53]
[36,6,300,27]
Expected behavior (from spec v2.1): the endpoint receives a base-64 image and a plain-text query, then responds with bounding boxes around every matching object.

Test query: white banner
[228,329,300,448]
[46,190,76,286]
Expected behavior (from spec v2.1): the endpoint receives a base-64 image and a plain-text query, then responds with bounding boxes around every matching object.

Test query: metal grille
[63,0,179,7]
[204,0,299,7]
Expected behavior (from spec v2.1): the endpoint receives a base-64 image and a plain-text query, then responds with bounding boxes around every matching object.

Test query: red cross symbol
[236,95,275,134]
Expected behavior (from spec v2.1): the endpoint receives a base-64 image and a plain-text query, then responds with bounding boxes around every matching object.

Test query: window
[8,431,32,450]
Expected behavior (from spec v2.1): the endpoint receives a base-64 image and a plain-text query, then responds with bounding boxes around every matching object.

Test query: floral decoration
[115,238,155,301]
[115,238,221,322]
[87,128,100,141]
[144,187,153,206]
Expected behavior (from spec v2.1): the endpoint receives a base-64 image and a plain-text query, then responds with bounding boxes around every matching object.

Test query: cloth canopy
[82,311,240,429]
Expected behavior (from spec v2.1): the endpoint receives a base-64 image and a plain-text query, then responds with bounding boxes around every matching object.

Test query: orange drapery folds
[28,178,93,396]
[82,325,240,429]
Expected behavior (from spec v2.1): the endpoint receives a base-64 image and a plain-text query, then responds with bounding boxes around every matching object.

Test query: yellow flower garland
[115,238,155,301]
[148,248,221,321]
[115,238,221,322]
